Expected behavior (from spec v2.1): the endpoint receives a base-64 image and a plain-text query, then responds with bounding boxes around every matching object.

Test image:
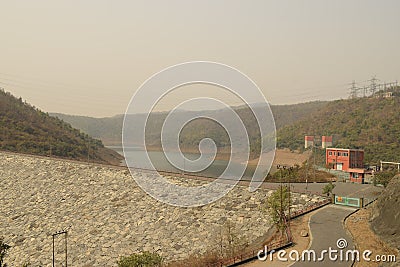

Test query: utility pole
[287,166,292,229]
[277,164,283,228]
[313,143,316,182]
[52,229,68,267]
[280,165,283,228]
[305,157,309,191]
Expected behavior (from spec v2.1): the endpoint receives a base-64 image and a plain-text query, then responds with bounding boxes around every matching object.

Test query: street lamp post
[52,229,68,267]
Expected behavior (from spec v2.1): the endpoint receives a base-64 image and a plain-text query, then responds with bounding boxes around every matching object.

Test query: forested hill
[277,93,400,164]
[0,89,123,165]
[52,101,328,147]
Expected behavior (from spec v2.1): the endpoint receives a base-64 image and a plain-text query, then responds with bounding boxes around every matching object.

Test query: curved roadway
[291,205,356,267]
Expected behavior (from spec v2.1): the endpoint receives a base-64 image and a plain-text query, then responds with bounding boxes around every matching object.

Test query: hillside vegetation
[52,101,328,148]
[51,92,400,166]
[277,94,400,164]
[0,89,122,165]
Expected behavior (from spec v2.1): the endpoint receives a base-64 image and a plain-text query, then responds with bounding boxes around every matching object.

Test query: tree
[117,251,162,267]
[265,185,290,232]
[373,170,397,188]
[0,237,11,267]
[322,182,336,196]
[215,220,248,258]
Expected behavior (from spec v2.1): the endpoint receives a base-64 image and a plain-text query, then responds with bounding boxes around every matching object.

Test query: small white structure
[305,136,314,149]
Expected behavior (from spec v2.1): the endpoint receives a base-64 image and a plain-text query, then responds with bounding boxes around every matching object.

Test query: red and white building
[305,135,333,148]
[326,148,370,183]
[304,136,314,148]
[322,136,333,148]
[347,168,371,183]
[326,148,364,171]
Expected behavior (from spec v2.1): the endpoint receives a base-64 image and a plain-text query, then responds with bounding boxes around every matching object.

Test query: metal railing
[215,199,331,267]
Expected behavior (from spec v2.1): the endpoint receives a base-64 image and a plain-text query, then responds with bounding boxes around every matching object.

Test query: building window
[353,173,359,178]
[334,152,336,156]
[329,151,332,156]
[338,152,341,156]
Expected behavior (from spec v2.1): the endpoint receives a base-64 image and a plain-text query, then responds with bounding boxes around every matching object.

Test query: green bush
[322,181,336,196]
[117,251,162,267]
[373,170,397,187]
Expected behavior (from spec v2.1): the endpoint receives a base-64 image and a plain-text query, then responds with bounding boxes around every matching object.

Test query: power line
[348,76,399,99]
[0,72,107,92]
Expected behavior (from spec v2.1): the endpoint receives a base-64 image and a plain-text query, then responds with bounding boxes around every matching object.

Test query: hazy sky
[0,0,399,117]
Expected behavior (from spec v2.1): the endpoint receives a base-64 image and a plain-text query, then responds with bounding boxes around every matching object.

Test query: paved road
[261,182,382,203]
[238,182,380,267]
[291,205,356,267]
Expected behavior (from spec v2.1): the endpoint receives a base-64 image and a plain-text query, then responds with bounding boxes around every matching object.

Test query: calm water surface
[108,146,257,180]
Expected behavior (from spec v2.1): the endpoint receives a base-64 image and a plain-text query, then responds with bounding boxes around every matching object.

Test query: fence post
[360,197,364,208]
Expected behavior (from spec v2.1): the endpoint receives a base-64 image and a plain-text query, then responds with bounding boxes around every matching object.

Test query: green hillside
[277,92,400,165]
[0,89,123,165]
[52,101,328,147]
[51,93,400,166]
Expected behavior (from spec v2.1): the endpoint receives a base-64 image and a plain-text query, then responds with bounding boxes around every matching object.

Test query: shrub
[373,170,397,187]
[322,181,336,196]
[117,251,162,267]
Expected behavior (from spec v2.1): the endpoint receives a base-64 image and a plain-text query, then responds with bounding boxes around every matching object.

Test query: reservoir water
[108,146,258,180]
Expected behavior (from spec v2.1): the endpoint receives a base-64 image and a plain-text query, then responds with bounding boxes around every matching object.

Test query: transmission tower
[368,76,379,96]
[363,85,368,98]
[349,80,358,98]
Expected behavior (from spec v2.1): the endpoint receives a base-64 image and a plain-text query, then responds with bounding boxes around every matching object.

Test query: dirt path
[242,210,316,267]
[345,207,398,267]
[247,149,311,169]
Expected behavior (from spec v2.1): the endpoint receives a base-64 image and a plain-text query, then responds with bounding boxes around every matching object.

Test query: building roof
[348,168,372,174]
[326,147,364,152]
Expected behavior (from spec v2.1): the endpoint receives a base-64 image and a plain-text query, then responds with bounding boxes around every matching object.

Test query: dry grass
[345,207,398,267]
[164,251,222,267]
[243,211,314,267]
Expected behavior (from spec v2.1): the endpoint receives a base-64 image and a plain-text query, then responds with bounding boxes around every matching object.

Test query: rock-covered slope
[0,152,326,266]
[370,174,400,250]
